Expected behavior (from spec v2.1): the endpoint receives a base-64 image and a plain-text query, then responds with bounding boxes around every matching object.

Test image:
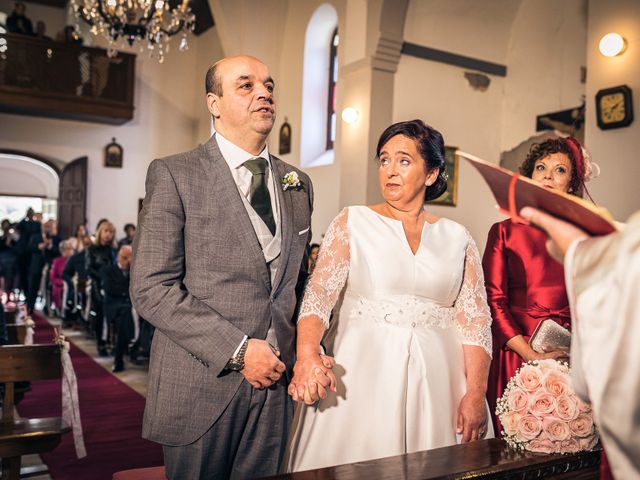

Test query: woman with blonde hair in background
[87,220,117,356]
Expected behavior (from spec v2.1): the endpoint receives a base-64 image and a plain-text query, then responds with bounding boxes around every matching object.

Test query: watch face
[600,92,626,123]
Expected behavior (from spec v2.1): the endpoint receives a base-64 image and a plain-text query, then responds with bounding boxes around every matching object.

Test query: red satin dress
[482,220,571,432]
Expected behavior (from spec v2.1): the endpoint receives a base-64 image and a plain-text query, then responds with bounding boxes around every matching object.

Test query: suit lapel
[270,156,293,294]
[199,136,271,291]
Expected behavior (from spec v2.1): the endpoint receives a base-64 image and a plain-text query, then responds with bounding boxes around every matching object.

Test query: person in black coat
[14,208,40,296]
[62,235,92,328]
[86,221,116,356]
[25,224,47,313]
[6,2,34,35]
[101,245,133,372]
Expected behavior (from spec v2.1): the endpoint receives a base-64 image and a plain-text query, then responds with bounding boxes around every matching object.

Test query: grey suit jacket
[130,136,313,446]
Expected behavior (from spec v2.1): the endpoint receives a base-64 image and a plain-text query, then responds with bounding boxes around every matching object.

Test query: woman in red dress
[482,136,596,433]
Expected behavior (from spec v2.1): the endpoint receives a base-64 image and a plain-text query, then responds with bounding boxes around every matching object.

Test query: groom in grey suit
[131,55,318,479]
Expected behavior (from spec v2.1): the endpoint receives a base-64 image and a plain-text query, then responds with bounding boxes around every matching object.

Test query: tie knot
[244,157,268,175]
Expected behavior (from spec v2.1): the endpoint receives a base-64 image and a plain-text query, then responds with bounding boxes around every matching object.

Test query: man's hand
[241,339,285,389]
[457,390,488,443]
[288,354,336,405]
[520,207,588,262]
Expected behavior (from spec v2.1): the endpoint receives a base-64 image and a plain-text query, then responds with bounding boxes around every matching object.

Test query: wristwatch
[226,337,249,371]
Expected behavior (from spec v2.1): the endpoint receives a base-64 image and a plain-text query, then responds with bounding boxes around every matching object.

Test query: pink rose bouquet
[496,359,598,453]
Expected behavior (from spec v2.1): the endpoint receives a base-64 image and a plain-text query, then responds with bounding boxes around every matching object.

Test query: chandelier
[69,0,196,62]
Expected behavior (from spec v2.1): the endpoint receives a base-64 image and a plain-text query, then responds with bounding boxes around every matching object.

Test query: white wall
[584,0,640,220]
[394,0,587,250]
[501,0,587,151]
[0,25,225,235]
[274,1,345,242]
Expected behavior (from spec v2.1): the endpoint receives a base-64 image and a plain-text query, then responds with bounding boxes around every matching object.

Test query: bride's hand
[288,354,336,405]
[457,391,488,443]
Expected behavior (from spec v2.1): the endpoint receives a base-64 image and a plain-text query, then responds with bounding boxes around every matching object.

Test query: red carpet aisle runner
[16,312,164,480]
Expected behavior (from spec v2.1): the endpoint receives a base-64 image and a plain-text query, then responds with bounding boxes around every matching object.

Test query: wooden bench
[4,325,27,346]
[0,344,71,480]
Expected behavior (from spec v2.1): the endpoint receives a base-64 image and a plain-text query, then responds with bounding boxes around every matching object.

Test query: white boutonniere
[282,171,302,191]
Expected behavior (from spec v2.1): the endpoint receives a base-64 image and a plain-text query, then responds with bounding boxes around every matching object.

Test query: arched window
[326,28,338,151]
[300,3,338,168]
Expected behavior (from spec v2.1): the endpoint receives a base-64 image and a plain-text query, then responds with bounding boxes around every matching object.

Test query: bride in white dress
[286,120,494,472]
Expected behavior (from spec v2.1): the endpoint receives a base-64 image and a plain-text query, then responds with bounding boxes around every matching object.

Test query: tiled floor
[11,314,151,479]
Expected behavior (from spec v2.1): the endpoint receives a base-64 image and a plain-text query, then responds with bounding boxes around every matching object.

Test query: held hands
[241,339,286,389]
[456,390,488,443]
[288,353,337,405]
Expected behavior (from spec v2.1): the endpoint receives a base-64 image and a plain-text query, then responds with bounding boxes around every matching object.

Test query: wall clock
[595,85,633,130]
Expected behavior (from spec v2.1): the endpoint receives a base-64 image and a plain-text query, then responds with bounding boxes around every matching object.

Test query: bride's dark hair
[375,119,448,201]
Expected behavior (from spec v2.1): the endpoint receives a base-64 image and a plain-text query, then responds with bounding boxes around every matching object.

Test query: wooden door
[57,156,87,239]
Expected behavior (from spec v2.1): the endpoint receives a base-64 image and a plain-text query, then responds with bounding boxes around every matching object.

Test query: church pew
[264,438,599,479]
[5,324,27,346]
[0,344,71,480]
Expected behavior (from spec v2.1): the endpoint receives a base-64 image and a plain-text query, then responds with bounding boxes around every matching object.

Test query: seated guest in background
[87,221,116,356]
[521,206,640,480]
[482,136,596,431]
[287,120,493,472]
[6,2,34,35]
[67,223,87,253]
[101,245,134,372]
[117,223,136,251]
[307,242,320,273]
[62,235,92,328]
[49,240,74,319]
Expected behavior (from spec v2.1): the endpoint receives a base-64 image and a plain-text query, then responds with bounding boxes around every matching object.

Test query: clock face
[596,85,633,130]
[600,92,626,123]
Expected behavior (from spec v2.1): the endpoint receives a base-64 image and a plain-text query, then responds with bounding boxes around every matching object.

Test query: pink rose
[508,387,529,412]
[569,413,595,437]
[542,416,571,441]
[527,437,556,454]
[516,364,543,392]
[555,395,579,421]
[543,369,571,397]
[517,414,542,441]
[537,358,567,374]
[559,438,581,453]
[529,390,556,416]
[578,435,598,451]
[501,410,521,436]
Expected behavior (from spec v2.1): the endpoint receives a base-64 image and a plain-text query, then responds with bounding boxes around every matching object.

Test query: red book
[459,151,617,236]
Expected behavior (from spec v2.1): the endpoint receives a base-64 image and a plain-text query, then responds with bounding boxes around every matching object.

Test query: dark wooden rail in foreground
[0,32,135,124]
[265,438,600,479]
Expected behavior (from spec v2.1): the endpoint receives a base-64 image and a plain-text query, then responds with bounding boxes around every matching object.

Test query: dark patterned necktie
[244,157,276,235]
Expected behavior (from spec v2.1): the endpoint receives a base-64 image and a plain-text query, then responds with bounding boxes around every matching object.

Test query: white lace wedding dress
[287,206,494,472]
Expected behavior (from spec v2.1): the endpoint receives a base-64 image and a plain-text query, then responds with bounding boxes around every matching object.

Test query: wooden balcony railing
[0,32,135,125]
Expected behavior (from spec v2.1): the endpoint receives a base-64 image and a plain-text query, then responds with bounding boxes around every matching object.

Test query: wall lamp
[341,107,360,125]
[599,33,627,57]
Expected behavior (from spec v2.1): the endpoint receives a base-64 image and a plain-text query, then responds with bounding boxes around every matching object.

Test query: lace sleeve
[454,231,493,357]
[298,208,350,329]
